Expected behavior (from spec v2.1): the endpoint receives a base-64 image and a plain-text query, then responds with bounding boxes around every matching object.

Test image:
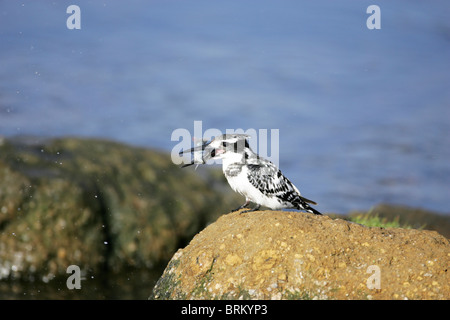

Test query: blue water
[1,0,449,214]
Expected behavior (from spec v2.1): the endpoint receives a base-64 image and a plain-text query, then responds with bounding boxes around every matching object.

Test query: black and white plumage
[180,134,322,215]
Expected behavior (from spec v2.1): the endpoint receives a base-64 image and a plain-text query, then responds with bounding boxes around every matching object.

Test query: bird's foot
[239,204,261,214]
[231,201,250,213]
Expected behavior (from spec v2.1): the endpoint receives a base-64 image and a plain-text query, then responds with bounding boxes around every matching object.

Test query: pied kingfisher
[179,134,322,215]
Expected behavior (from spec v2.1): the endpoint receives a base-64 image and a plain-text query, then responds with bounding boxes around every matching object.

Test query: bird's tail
[306,206,322,215]
[297,195,322,215]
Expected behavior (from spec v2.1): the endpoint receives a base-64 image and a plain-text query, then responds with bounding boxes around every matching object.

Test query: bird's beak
[179,140,225,168]
[178,141,209,156]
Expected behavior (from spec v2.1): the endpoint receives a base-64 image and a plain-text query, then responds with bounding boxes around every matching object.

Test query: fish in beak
[179,134,250,168]
[179,138,215,168]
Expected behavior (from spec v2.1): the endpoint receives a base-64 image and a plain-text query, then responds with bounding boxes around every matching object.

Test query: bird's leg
[240,204,261,214]
[231,200,250,212]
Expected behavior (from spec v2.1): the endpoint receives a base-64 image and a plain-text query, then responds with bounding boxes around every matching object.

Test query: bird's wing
[246,161,317,206]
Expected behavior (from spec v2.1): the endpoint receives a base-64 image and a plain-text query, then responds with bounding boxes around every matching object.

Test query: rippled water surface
[1,1,449,214]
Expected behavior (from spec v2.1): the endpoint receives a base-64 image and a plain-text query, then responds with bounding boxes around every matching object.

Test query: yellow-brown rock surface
[151,210,449,300]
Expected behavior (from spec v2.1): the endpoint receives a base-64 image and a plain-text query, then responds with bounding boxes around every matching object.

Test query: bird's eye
[222,142,228,147]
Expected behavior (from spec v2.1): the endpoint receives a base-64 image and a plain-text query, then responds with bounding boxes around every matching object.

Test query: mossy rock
[0,137,240,281]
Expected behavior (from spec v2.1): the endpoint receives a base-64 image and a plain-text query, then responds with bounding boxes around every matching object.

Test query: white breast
[223,164,292,210]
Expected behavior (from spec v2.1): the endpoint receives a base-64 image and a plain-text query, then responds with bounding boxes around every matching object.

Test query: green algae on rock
[0,137,240,281]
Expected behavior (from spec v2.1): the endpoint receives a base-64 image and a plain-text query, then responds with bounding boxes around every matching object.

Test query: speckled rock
[0,137,240,281]
[150,210,450,300]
